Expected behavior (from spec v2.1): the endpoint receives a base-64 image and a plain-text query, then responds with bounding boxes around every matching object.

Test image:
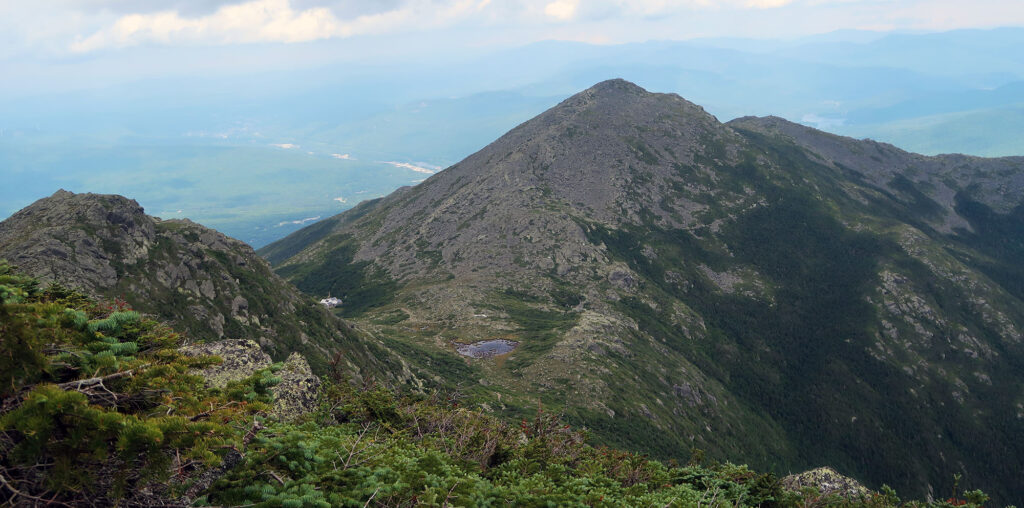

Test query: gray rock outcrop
[781,467,871,499]
[181,339,321,421]
[0,189,401,383]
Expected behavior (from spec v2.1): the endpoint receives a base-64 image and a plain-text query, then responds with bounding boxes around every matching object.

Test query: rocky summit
[0,190,407,381]
[261,79,1024,503]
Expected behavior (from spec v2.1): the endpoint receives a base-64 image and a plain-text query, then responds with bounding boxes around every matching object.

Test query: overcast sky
[2,0,1024,94]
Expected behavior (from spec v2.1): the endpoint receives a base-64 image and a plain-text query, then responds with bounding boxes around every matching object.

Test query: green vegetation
[381,335,481,382]
[625,137,660,165]
[481,289,579,370]
[261,216,342,265]
[205,377,991,508]
[953,195,1024,301]
[1,263,999,506]
[888,175,945,219]
[580,163,1024,503]
[204,383,790,508]
[372,309,411,325]
[275,234,398,317]
[0,260,278,505]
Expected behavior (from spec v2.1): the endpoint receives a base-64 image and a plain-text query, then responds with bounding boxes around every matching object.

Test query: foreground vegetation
[0,261,996,506]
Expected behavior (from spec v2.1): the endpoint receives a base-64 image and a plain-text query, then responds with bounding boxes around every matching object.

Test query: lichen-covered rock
[272,352,322,421]
[181,339,320,421]
[781,467,871,499]
[181,339,271,389]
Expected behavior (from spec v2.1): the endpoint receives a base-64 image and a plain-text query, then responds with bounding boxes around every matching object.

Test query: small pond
[456,339,518,358]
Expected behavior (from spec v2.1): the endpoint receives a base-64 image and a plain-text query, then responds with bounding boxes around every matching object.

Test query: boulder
[272,352,322,421]
[181,339,321,421]
[781,467,871,499]
[181,339,271,388]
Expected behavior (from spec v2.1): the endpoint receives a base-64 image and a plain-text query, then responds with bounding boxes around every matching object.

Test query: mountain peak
[585,78,648,96]
[22,189,149,224]
[263,81,1024,504]
[262,79,741,281]
[1,192,155,294]
[537,79,719,135]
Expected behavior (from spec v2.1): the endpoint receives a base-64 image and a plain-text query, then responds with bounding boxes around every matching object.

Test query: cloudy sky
[6,0,1024,54]
[2,0,1023,94]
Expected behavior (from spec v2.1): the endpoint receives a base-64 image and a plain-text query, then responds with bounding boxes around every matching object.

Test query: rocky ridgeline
[0,190,404,382]
[0,190,156,290]
[728,115,1024,232]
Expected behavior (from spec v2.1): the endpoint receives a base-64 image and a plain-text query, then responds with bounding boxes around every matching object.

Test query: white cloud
[68,0,496,52]
[744,0,796,8]
[69,0,348,51]
[544,0,578,20]
[3,0,1020,57]
[382,161,440,174]
[70,0,378,52]
[602,0,802,16]
[331,153,353,159]
[271,142,298,149]
[333,196,347,203]
[276,215,320,226]
[801,113,845,129]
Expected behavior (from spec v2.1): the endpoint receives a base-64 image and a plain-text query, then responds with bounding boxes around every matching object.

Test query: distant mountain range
[3,29,1023,247]
[260,80,1024,504]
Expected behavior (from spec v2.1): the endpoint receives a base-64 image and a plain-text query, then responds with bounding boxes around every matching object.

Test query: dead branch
[0,469,73,508]
[56,366,147,392]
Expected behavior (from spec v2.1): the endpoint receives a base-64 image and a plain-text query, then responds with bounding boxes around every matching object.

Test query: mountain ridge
[261,79,1024,504]
[728,114,1024,221]
[0,189,414,382]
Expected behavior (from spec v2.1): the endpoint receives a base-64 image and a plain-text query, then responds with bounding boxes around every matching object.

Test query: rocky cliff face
[0,190,156,291]
[261,80,1024,503]
[0,190,407,382]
